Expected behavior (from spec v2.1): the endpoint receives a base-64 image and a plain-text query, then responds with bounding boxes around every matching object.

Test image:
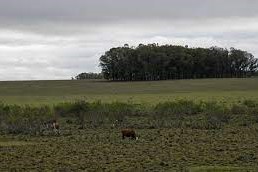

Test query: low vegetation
[0,99,258,170]
[1,99,258,134]
[0,100,258,135]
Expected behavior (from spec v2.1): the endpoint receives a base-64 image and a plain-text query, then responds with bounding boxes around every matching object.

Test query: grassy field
[1,118,258,171]
[0,78,258,105]
[1,78,258,171]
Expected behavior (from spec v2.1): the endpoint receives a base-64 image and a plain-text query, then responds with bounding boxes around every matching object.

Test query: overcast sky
[0,0,258,80]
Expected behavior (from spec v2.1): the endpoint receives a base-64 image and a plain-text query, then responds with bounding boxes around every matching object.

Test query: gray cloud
[0,0,257,80]
[1,0,258,22]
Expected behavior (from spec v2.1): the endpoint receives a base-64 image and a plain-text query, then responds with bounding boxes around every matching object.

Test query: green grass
[1,127,257,171]
[0,139,35,146]
[0,78,258,105]
[188,166,256,172]
[1,78,258,171]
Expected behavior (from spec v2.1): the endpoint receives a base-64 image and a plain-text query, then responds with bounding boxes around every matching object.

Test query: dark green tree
[99,44,258,81]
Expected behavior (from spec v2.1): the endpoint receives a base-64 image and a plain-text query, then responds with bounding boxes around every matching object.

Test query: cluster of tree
[99,44,258,81]
[74,72,103,80]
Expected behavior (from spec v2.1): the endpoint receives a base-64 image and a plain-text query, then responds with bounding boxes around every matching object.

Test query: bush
[0,104,54,135]
[1,100,258,134]
[201,101,231,129]
[154,100,201,117]
[54,102,75,117]
[87,101,137,128]
[54,101,137,128]
[242,99,257,108]
[230,104,248,115]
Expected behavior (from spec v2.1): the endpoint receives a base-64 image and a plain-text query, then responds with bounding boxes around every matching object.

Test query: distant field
[0,78,258,104]
[0,78,257,105]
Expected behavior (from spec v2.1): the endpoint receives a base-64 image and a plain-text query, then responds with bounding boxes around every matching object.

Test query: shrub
[230,104,248,115]
[1,99,258,134]
[69,101,90,129]
[0,104,54,135]
[54,102,75,117]
[200,101,231,129]
[88,101,136,128]
[242,99,257,108]
[154,100,201,117]
[54,101,138,128]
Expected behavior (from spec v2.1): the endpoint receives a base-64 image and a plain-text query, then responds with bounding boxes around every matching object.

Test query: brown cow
[121,128,138,140]
[43,119,60,135]
[52,120,60,135]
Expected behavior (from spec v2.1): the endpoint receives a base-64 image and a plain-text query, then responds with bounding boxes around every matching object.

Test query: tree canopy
[75,72,103,80]
[99,44,258,81]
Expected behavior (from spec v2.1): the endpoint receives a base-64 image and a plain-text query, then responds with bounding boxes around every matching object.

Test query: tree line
[99,44,258,81]
[74,72,103,80]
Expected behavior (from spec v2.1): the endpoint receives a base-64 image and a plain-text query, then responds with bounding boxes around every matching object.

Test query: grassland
[1,116,258,171]
[1,127,257,171]
[0,78,258,171]
[0,78,258,105]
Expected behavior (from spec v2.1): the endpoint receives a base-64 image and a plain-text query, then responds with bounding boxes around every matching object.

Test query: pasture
[0,78,258,105]
[0,78,258,171]
[1,127,258,171]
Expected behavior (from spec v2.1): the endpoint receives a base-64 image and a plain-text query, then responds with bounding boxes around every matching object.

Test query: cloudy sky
[0,0,258,80]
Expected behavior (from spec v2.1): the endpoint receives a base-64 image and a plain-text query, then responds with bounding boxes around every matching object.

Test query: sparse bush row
[0,104,53,135]
[0,100,258,135]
